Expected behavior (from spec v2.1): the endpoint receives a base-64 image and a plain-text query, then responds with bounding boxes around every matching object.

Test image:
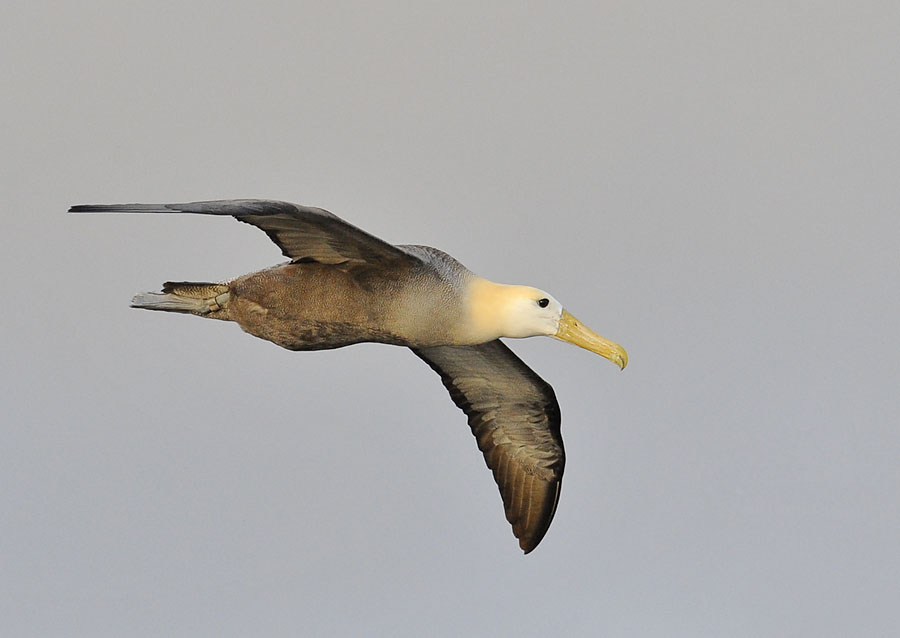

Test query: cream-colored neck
[464,277,532,343]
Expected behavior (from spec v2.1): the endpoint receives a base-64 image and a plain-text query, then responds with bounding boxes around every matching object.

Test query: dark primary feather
[69,200,417,266]
[413,340,565,553]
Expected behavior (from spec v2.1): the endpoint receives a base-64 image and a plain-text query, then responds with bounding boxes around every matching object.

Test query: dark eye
[537,298,550,308]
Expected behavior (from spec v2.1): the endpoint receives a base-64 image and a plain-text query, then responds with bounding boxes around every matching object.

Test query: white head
[465,279,628,369]
[491,285,564,338]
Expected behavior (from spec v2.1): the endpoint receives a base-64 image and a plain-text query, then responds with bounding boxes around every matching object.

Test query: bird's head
[467,280,628,369]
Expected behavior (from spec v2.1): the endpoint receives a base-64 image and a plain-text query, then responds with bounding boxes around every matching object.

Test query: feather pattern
[412,340,564,553]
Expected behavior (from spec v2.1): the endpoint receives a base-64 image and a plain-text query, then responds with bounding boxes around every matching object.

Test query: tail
[132,281,232,319]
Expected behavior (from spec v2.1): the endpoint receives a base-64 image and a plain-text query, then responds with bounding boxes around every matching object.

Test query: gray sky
[3,2,899,636]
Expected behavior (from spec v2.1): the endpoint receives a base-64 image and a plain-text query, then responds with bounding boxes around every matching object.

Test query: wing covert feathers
[412,340,565,553]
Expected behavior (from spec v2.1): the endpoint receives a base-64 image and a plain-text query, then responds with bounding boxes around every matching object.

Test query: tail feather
[131,281,231,317]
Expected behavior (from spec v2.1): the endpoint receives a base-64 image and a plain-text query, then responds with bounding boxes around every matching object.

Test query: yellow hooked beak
[555,310,628,370]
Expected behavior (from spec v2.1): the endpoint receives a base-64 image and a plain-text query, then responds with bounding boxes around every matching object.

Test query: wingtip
[518,531,545,554]
[68,203,163,214]
[68,204,111,213]
[514,478,561,554]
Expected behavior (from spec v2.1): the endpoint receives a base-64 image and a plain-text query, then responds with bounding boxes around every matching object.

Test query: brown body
[205,254,469,350]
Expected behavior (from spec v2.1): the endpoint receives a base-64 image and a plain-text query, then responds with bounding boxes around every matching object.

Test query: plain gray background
[3,1,898,636]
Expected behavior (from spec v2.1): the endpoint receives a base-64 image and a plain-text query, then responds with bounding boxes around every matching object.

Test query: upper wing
[69,199,416,266]
[412,340,565,553]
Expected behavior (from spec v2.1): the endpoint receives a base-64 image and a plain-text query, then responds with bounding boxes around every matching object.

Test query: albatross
[70,199,627,553]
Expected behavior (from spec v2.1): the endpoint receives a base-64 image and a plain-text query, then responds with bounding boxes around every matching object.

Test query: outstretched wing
[69,199,416,266]
[412,340,565,553]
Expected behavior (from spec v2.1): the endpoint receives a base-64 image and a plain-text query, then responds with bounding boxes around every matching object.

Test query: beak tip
[557,310,628,370]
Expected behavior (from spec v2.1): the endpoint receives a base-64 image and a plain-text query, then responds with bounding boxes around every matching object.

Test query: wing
[412,340,565,553]
[69,199,416,266]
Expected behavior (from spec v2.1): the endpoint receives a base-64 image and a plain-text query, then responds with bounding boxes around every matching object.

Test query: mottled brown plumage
[70,199,627,553]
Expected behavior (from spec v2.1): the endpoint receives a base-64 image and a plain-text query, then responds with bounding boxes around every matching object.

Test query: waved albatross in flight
[70,199,627,553]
